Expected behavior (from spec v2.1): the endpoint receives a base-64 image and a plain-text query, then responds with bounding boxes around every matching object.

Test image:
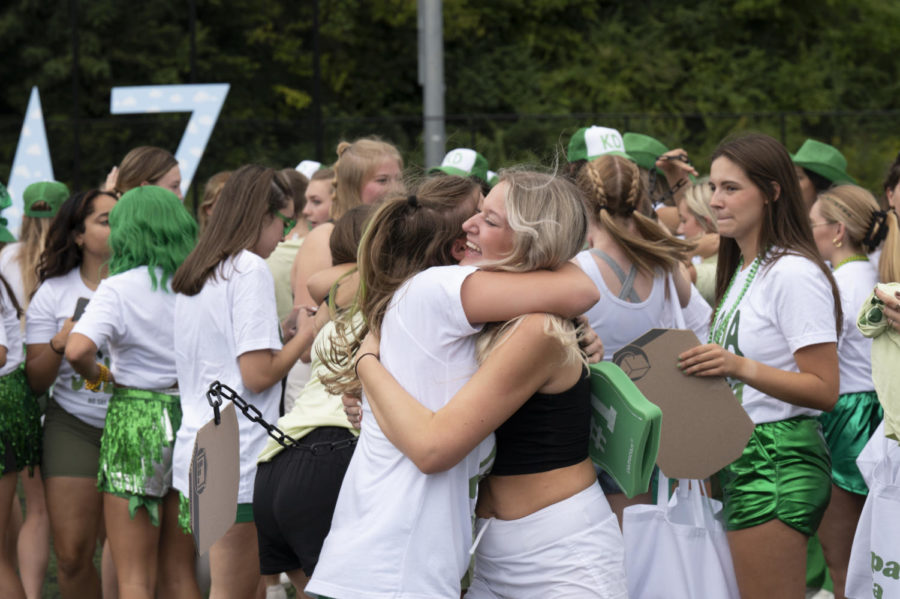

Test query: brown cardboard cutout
[190,401,240,555]
[613,328,754,479]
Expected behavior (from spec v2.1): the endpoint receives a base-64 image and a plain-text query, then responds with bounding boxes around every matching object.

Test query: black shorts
[253,426,355,576]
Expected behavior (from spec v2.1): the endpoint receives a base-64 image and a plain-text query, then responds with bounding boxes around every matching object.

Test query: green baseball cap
[295,160,322,180]
[567,126,627,162]
[430,148,490,182]
[791,139,856,184]
[23,181,70,218]
[623,133,669,173]
[486,170,499,188]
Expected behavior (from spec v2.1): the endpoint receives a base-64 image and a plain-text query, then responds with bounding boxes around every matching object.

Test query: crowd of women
[0,127,897,599]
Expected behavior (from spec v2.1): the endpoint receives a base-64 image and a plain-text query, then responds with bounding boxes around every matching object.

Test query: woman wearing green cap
[66,186,200,599]
[0,180,66,599]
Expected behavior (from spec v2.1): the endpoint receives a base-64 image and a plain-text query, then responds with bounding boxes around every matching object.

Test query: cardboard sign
[190,401,239,555]
[589,361,662,498]
[613,329,754,479]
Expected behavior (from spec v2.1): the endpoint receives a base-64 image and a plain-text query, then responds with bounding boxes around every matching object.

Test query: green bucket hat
[23,181,70,218]
[567,126,627,162]
[0,183,14,243]
[790,139,856,184]
[430,148,490,182]
[623,133,669,173]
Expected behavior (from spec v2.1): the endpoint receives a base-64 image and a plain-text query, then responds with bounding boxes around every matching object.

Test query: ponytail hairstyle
[321,175,479,396]
[878,210,900,282]
[172,165,292,296]
[115,146,179,196]
[108,186,197,292]
[710,133,842,335]
[15,212,54,307]
[576,154,695,275]
[331,137,403,220]
[474,170,590,367]
[38,190,119,287]
[815,185,883,255]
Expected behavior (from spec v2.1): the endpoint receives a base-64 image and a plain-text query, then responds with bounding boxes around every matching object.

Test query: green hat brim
[0,227,16,243]
[430,165,486,180]
[791,159,856,185]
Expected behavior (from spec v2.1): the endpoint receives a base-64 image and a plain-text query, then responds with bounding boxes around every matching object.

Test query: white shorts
[467,482,628,599]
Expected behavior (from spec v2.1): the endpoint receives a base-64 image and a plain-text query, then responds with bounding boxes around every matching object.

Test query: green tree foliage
[2,0,900,200]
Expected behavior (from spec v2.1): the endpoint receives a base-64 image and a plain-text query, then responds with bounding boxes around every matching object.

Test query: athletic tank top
[490,370,590,476]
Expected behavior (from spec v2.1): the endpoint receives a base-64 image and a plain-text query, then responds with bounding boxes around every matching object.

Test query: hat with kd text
[567,126,627,162]
[791,139,856,184]
[430,148,490,182]
[24,181,70,218]
[295,160,323,180]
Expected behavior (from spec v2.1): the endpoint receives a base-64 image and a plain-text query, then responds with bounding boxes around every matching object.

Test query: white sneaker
[266,584,288,599]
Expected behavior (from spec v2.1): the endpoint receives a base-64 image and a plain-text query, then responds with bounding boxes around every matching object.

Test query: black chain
[206,381,357,455]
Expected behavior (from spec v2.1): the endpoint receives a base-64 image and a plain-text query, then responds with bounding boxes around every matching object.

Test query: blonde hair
[577,154,694,275]
[15,215,53,308]
[681,178,717,234]
[198,171,231,232]
[816,185,881,253]
[331,138,403,220]
[475,171,589,367]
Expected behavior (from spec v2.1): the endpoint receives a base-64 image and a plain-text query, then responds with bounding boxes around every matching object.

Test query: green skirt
[0,366,42,476]
[819,390,883,495]
[98,387,181,503]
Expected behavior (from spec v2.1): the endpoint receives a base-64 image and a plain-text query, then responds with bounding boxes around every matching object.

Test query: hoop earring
[832,237,843,248]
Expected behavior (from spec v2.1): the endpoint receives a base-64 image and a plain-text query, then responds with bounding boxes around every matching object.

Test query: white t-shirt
[575,250,672,360]
[72,267,178,390]
[0,286,24,376]
[308,265,496,599]
[173,250,282,503]
[714,251,837,424]
[833,260,877,394]
[26,268,111,427]
[0,243,26,308]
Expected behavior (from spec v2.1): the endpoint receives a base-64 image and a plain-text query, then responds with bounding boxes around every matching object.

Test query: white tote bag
[623,474,740,599]
[846,434,900,599]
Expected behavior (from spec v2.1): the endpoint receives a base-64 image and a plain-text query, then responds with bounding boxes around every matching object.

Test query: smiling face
[303,179,333,227]
[460,181,515,266]
[251,203,293,259]
[709,156,768,252]
[360,159,402,205]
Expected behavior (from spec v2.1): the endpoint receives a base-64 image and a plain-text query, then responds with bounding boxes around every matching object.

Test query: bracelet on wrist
[85,363,110,392]
[354,352,379,379]
[49,338,65,355]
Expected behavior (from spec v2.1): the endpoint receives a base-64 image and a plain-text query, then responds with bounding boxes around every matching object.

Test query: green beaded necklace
[833,254,868,270]
[709,256,761,345]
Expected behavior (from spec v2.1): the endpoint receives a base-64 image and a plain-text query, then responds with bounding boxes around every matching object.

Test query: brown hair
[711,133,841,334]
[280,168,309,220]
[115,146,178,195]
[322,175,479,395]
[172,165,292,296]
[577,154,694,275]
[198,171,232,232]
[330,205,374,266]
[331,138,403,220]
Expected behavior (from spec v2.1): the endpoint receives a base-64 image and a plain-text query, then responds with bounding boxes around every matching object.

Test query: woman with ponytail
[807,184,884,599]
[573,153,695,522]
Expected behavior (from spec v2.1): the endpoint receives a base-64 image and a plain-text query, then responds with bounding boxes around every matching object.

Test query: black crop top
[490,369,591,476]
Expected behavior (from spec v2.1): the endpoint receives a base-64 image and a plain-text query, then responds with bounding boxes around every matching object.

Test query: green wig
[109,186,198,291]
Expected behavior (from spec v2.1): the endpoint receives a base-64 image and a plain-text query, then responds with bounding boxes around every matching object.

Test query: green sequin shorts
[819,390,883,495]
[98,387,181,501]
[719,417,831,536]
[0,366,42,476]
